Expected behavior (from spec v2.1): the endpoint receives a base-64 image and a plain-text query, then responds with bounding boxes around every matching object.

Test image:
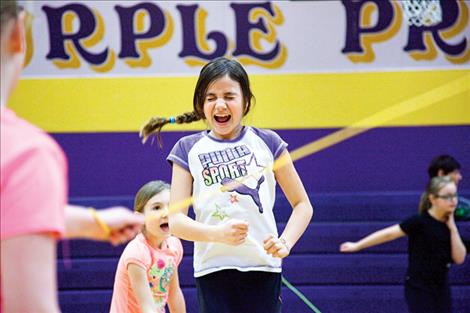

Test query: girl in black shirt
[340,176,469,313]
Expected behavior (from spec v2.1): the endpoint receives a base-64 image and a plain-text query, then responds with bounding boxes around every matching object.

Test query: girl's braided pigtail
[139,111,202,147]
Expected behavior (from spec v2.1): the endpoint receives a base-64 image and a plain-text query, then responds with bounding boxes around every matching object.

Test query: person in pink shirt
[111,181,186,313]
[1,1,144,312]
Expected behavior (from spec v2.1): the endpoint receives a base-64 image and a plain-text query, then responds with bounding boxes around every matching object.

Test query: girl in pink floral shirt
[111,181,186,313]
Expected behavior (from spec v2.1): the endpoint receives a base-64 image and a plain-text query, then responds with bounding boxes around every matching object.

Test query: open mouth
[160,223,169,232]
[214,114,231,123]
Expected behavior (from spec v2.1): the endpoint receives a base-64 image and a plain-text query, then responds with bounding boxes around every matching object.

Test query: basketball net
[401,0,442,27]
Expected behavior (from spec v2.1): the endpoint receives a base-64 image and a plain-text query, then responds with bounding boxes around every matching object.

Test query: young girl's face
[143,189,171,239]
[203,74,245,140]
[431,182,458,216]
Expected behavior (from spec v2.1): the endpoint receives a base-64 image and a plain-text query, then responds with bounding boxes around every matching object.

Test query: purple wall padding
[51,125,470,197]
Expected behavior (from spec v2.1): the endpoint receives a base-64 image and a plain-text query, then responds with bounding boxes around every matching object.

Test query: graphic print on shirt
[229,194,239,203]
[211,203,229,221]
[199,145,266,213]
[221,175,265,213]
[148,257,175,305]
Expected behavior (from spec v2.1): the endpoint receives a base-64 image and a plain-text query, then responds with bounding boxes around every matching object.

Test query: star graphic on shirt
[211,204,229,221]
[243,154,266,184]
[229,194,239,203]
[245,154,265,170]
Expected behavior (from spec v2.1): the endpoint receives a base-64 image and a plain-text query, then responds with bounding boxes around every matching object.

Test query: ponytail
[139,111,201,147]
[418,191,432,213]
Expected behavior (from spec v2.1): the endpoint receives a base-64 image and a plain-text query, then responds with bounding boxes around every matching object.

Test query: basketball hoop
[401,0,442,27]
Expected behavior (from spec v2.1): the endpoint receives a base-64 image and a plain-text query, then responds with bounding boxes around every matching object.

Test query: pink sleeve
[169,237,184,266]
[1,145,67,239]
[121,239,151,270]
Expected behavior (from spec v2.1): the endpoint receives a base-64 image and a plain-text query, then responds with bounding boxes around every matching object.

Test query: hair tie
[169,116,176,124]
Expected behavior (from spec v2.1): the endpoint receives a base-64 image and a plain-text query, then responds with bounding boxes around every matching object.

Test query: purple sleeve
[167,132,205,171]
[167,139,189,171]
[252,128,288,160]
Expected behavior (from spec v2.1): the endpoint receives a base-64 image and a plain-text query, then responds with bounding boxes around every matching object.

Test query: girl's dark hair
[134,180,170,214]
[1,0,20,29]
[427,155,461,178]
[418,176,454,213]
[140,57,254,146]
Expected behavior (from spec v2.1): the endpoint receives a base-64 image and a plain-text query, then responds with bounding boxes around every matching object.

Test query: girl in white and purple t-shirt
[140,57,313,313]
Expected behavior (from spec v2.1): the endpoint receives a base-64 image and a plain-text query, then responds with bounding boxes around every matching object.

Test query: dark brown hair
[427,155,461,178]
[140,57,255,146]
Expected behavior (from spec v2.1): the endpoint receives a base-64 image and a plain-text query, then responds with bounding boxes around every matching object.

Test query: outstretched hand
[339,242,359,253]
[263,234,290,258]
[96,207,144,245]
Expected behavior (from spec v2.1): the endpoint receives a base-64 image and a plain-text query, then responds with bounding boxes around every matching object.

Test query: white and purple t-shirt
[167,126,287,277]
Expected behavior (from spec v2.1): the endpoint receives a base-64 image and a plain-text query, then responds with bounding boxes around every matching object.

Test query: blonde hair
[418,176,454,213]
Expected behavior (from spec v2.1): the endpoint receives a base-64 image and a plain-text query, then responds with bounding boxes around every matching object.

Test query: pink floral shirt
[110,234,183,313]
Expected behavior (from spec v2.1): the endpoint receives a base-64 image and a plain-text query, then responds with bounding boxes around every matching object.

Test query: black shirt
[399,211,469,286]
